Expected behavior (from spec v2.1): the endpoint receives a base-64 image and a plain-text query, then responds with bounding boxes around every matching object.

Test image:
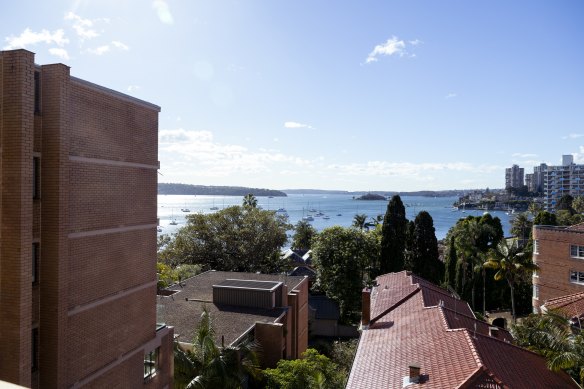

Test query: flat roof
[158,270,306,344]
[214,279,282,291]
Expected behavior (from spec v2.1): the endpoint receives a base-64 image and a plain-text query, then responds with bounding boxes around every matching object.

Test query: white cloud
[87,41,129,56]
[366,36,419,63]
[159,128,313,177]
[64,12,99,40]
[48,48,70,60]
[153,0,174,25]
[445,93,457,99]
[512,153,538,158]
[88,45,110,55]
[112,41,129,50]
[3,28,69,49]
[562,133,584,140]
[284,121,314,129]
[127,85,140,92]
[324,161,500,177]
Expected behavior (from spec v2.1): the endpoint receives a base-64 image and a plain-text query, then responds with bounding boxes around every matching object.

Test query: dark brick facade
[0,49,172,388]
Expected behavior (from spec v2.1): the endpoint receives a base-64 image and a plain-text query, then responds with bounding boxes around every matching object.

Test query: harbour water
[158,194,514,240]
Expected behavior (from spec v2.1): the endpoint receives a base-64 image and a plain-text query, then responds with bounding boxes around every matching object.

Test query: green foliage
[573,196,584,214]
[158,206,290,273]
[510,212,533,243]
[556,194,574,214]
[534,211,557,226]
[409,211,443,284]
[352,214,368,230]
[380,195,408,275]
[312,226,378,322]
[444,215,503,312]
[174,307,261,389]
[512,312,584,385]
[330,339,358,384]
[484,239,538,321]
[263,348,345,389]
[292,220,317,251]
[243,193,258,208]
[157,263,202,289]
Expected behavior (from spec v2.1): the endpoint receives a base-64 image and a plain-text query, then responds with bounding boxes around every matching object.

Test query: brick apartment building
[0,49,172,388]
[533,223,584,313]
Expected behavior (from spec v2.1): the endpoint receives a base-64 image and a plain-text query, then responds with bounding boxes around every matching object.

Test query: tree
[409,211,443,284]
[528,201,543,216]
[556,194,574,214]
[444,235,458,288]
[263,348,345,389]
[312,226,378,322]
[380,195,408,275]
[534,211,557,226]
[484,239,538,321]
[573,196,584,214]
[174,307,261,389]
[242,193,258,208]
[510,212,533,245]
[352,214,368,231]
[292,220,317,251]
[158,206,290,273]
[512,312,584,385]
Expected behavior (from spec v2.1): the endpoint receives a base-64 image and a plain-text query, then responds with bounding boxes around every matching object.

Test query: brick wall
[0,49,34,387]
[533,226,584,312]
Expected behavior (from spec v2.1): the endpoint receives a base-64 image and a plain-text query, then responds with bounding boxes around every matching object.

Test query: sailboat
[210,198,219,210]
[169,208,178,225]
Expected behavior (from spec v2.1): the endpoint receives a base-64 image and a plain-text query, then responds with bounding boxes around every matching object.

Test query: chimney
[489,326,499,338]
[409,363,421,383]
[361,288,371,328]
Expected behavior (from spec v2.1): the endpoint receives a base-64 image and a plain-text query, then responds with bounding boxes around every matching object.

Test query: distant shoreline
[159,183,501,198]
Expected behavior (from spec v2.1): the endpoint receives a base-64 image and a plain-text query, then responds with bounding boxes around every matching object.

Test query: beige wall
[533,226,584,312]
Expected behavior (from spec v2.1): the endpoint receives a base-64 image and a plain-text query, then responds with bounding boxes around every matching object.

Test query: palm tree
[242,193,258,209]
[512,312,584,385]
[352,214,368,231]
[455,218,494,313]
[174,307,260,388]
[510,212,532,246]
[484,239,539,322]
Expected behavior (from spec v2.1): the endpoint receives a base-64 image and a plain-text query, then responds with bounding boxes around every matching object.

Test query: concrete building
[0,49,173,388]
[505,164,524,190]
[542,155,584,211]
[525,173,535,193]
[533,163,548,194]
[157,270,308,368]
[532,223,584,313]
[348,271,578,388]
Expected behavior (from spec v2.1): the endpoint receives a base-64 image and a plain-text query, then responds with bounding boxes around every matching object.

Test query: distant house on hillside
[347,271,578,388]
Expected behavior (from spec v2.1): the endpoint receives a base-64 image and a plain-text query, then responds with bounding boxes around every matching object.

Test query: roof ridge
[461,329,484,367]
[370,287,421,324]
[471,331,551,357]
[455,365,508,389]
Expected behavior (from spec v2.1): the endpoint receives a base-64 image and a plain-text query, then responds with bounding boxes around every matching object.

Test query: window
[533,240,539,254]
[571,245,584,259]
[533,285,539,299]
[33,157,40,199]
[32,242,39,284]
[570,270,584,285]
[144,348,159,380]
[31,327,38,372]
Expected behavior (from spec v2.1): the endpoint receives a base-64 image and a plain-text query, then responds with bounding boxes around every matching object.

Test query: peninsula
[158,183,287,197]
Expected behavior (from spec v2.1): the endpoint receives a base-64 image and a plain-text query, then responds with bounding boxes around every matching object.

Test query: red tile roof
[543,291,584,320]
[567,222,584,232]
[347,272,578,388]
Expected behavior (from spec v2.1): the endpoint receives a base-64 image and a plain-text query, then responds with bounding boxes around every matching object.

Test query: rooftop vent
[212,279,283,309]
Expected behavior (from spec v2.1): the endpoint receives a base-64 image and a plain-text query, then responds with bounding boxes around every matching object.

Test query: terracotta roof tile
[347,272,579,389]
[543,291,584,319]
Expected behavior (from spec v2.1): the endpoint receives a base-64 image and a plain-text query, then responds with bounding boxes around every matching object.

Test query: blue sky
[2,1,583,191]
